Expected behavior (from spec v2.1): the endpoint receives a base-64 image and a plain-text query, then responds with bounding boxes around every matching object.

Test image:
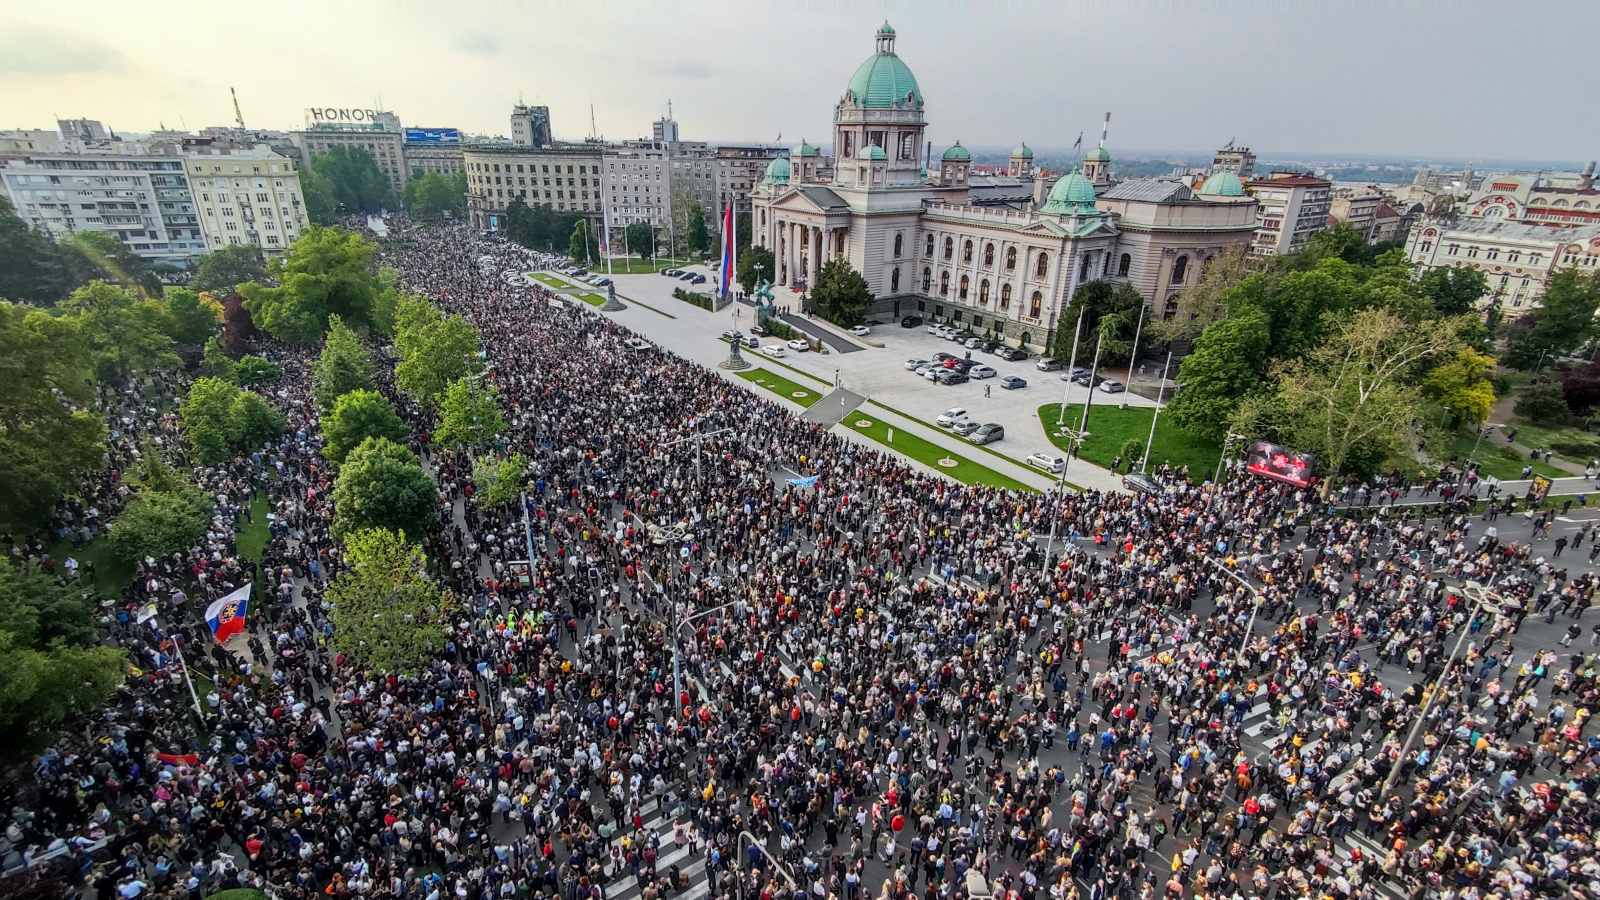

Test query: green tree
[239,226,380,343]
[1506,269,1600,368]
[395,310,484,407]
[310,146,396,214]
[0,303,106,532]
[190,246,266,295]
[313,315,376,412]
[736,210,751,251]
[201,336,238,382]
[686,205,710,258]
[1422,347,1497,426]
[322,389,408,463]
[738,245,775,295]
[1419,265,1488,316]
[232,355,283,387]
[810,258,872,327]
[624,222,655,260]
[162,288,222,346]
[403,172,466,221]
[1514,380,1572,424]
[0,629,125,757]
[327,528,449,675]
[1054,280,1144,365]
[332,437,436,538]
[107,484,215,562]
[1271,308,1464,481]
[433,378,506,451]
[0,195,69,305]
[568,219,595,264]
[1150,246,1251,343]
[472,454,528,508]
[59,231,160,298]
[179,377,284,465]
[1299,222,1374,267]
[0,558,97,647]
[1169,306,1273,440]
[59,281,180,382]
[300,167,339,225]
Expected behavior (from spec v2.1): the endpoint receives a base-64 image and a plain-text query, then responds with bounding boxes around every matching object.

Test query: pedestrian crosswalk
[599,795,714,900]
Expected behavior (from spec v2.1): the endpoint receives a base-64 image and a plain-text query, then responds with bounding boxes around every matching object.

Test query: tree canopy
[312,315,376,412]
[309,146,396,215]
[323,389,408,463]
[503,198,583,253]
[179,377,286,465]
[1053,280,1145,366]
[568,219,596,264]
[686,205,710,258]
[239,227,381,343]
[0,195,70,305]
[58,281,181,383]
[624,222,655,260]
[327,528,449,675]
[162,288,223,346]
[1505,269,1600,369]
[433,378,506,451]
[810,258,872,328]
[403,172,467,221]
[191,246,267,295]
[331,437,436,538]
[394,298,484,408]
[738,246,775,295]
[472,454,527,508]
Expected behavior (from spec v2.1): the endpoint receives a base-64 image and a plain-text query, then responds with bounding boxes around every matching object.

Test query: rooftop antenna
[590,104,597,140]
[1100,111,1110,148]
[230,87,247,130]
[667,98,673,120]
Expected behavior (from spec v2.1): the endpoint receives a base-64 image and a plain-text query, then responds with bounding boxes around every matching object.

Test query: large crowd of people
[3,219,1597,900]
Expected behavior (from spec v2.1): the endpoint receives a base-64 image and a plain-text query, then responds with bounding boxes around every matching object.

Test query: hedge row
[671,288,713,311]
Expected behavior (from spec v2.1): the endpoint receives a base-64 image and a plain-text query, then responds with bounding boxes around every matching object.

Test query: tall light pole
[1040,427,1089,577]
[1460,423,1502,486]
[1139,351,1173,474]
[1214,431,1247,485]
[672,598,742,723]
[736,830,798,900]
[1055,310,1084,430]
[1379,579,1504,800]
[1203,555,1264,667]
[1123,300,1148,400]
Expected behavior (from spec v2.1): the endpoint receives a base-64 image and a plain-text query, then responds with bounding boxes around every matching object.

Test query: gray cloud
[0,25,126,76]
[455,32,499,56]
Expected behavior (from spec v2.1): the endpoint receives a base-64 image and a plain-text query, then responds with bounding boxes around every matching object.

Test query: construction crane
[230,87,246,130]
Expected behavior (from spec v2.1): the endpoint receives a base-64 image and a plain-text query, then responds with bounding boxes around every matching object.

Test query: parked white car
[905,358,930,370]
[936,407,968,428]
[851,325,870,336]
[1026,452,1067,474]
[762,345,787,357]
[968,365,997,379]
[786,339,809,352]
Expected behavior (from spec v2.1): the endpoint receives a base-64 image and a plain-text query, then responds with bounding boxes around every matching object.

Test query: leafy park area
[1039,403,1221,477]
[844,415,1036,493]
[736,368,821,408]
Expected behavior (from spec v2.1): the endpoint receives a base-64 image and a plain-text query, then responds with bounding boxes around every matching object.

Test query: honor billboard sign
[304,107,400,130]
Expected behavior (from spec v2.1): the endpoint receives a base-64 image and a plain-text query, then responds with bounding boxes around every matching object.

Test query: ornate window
[963,240,974,263]
[1172,255,1189,284]
[943,237,954,260]
[1118,253,1131,277]
[939,271,950,295]
[925,234,934,257]
[1164,294,1180,320]
[1035,252,1049,279]
[979,279,990,305]
[921,267,931,292]
[1079,255,1091,281]
[984,243,995,266]
[1000,284,1012,310]
[1029,291,1042,319]
[1006,247,1017,270]
[893,234,903,258]
[959,274,970,300]
[891,267,900,292]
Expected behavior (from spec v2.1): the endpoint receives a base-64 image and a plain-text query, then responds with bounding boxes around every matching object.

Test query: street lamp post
[1214,431,1247,485]
[1040,427,1089,577]
[1379,579,1504,800]
[1139,351,1173,474]
[736,830,799,900]
[1203,555,1264,667]
[672,598,742,731]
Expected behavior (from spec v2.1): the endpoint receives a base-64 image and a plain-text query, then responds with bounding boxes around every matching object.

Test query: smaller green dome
[1199,170,1245,197]
[794,139,820,158]
[1041,170,1098,215]
[763,156,791,184]
[858,144,887,161]
[1083,145,1111,163]
[877,20,895,36]
[1011,142,1033,159]
[942,142,971,162]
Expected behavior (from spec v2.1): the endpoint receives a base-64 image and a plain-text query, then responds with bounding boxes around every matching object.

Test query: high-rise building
[183,141,309,255]
[511,105,553,148]
[714,144,790,223]
[1211,141,1256,179]
[292,108,407,193]
[462,143,604,232]
[602,143,670,233]
[652,115,680,144]
[1244,172,1332,255]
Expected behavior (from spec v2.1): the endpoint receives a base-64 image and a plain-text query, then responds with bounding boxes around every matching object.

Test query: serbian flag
[157,751,200,768]
[718,203,736,298]
[205,583,252,644]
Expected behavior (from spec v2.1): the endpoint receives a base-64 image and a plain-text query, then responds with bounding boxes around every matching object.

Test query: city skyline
[4,0,1596,163]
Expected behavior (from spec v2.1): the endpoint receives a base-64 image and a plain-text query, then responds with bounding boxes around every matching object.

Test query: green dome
[1041,170,1098,215]
[942,142,971,162]
[1083,145,1111,163]
[858,144,887,161]
[763,156,791,184]
[845,25,923,109]
[1199,170,1245,197]
[794,140,821,158]
[1011,142,1034,159]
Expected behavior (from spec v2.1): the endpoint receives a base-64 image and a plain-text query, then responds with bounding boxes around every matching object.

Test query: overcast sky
[3,0,1595,163]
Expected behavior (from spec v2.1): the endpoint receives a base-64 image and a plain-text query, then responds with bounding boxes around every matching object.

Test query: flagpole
[168,625,206,722]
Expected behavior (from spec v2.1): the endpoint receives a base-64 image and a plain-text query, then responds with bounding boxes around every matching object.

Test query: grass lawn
[1449,433,1567,480]
[47,535,134,599]
[1504,420,1600,461]
[737,368,821,408]
[236,493,270,562]
[1039,403,1221,477]
[530,272,569,290]
[598,257,700,274]
[576,292,607,308]
[844,414,1036,492]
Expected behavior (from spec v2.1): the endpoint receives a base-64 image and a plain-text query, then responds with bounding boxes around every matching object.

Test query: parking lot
[586,267,1140,491]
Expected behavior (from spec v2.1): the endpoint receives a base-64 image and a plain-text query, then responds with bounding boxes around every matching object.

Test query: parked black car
[900,315,924,328]
[998,347,1028,361]
[937,370,969,385]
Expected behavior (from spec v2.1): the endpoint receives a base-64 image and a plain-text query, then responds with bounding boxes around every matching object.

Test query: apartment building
[462,143,604,231]
[1245,172,1332,255]
[292,109,407,194]
[183,143,309,254]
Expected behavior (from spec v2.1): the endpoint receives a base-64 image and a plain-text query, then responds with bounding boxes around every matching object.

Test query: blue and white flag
[788,475,820,489]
